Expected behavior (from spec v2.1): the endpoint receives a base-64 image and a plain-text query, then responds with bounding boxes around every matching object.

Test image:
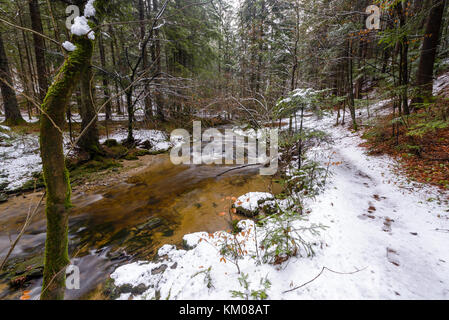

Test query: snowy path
[292,116,449,299]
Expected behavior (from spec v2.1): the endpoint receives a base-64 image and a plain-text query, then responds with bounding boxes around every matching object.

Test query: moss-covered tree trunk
[0,31,24,126]
[78,65,101,156]
[40,36,93,300]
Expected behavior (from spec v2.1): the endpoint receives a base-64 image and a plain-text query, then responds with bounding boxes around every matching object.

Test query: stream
[0,153,279,300]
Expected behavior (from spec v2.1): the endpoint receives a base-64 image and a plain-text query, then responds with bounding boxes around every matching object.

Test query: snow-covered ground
[0,126,172,192]
[0,127,41,191]
[100,128,173,153]
[0,112,39,124]
[111,101,449,300]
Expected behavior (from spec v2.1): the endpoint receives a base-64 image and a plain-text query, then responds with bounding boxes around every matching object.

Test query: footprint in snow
[382,217,394,233]
[387,248,400,267]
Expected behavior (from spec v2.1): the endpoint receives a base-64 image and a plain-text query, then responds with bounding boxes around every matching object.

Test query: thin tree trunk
[0,32,24,125]
[139,0,153,120]
[78,66,101,156]
[98,32,112,120]
[413,0,446,105]
[109,25,122,114]
[29,0,49,102]
[348,40,357,131]
[153,0,165,121]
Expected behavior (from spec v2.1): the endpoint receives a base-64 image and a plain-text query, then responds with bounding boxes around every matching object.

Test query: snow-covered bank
[110,108,449,300]
[0,127,41,191]
[0,128,172,192]
[100,129,173,153]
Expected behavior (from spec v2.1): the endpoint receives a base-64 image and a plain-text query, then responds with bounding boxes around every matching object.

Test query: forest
[0,0,448,301]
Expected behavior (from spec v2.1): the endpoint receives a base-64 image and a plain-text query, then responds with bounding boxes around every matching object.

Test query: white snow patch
[84,0,96,18]
[111,219,324,300]
[62,41,76,52]
[433,73,449,95]
[100,129,173,152]
[71,16,94,40]
[0,133,41,191]
[234,192,273,212]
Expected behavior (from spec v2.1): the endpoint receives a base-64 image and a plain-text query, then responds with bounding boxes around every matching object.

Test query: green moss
[20,172,45,192]
[2,118,26,127]
[40,34,94,300]
[69,157,122,185]
[104,139,119,147]
[103,144,129,159]
[2,254,44,288]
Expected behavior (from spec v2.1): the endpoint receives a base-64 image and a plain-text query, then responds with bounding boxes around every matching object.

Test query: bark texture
[0,31,24,125]
[40,35,93,300]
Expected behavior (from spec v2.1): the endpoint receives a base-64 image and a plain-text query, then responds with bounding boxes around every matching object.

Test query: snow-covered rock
[100,129,172,153]
[233,192,274,217]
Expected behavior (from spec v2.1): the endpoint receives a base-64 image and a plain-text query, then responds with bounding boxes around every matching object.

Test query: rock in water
[0,193,7,203]
[233,192,274,217]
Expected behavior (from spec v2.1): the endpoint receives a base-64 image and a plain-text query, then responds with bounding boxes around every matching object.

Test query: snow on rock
[62,41,76,52]
[182,232,209,249]
[234,192,274,217]
[100,129,173,153]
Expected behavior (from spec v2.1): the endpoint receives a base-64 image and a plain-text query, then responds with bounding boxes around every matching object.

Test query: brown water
[0,154,279,300]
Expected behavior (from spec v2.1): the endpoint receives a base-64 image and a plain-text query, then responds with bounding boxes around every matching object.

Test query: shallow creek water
[0,153,279,299]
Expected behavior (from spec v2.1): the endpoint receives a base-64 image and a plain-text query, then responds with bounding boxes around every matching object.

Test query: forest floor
[360,72,449,190]
[110,88,449,300]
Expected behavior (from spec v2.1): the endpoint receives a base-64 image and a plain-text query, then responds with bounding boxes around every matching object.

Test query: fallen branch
[283,266,367,294]
[216,164,260,177]
[0,191,46,271]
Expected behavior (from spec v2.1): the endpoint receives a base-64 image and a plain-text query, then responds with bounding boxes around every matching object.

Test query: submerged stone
[0,193,7,203]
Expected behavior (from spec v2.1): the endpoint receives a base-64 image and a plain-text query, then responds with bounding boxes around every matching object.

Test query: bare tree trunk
[397,2,410,115]
[108,25,122,114]
[98,32,112,120]
[139,0,153,120]
[347,40,357,131]
[153,0,165,121]
[78,66,101,156]
[0,31,24,125]
[29,0,49,102]
[413,0,446,105]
